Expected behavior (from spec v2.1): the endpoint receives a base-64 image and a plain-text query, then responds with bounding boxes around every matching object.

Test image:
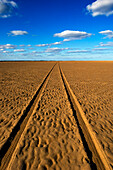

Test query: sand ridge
[60,62,113,168]
[7,64,91,170]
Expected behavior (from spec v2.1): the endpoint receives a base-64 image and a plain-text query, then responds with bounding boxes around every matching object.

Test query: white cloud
[0,0,17,18]
[1,14,11,18]
[0,44,16,49]
[99,41,113,46]
[14,49,25,52]
[19,45,25,47]
[51,41,62,45]
[93,47,108,51]
[68,50,91,53]
[99,30,113,38]
[3,50,10,53]
[54,30,92,41]
[35,41,62,47]
[8,30,28,36]
[32,51,37,53]
[45,47,69,53]
[99,30,112,34]
[36,44,49,47]
[86,0,113,17]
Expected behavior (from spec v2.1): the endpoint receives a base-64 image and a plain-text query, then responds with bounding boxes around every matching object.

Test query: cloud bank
[54,30,92,41]
[87,0,113,17]
[0,0,17,18]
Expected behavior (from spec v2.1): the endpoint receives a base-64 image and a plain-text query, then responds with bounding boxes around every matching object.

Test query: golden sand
[0,61,113,169]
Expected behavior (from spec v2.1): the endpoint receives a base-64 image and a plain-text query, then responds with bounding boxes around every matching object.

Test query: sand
[60,61,113,168]
[7,64,91,170]
[1,61,113,169]
[0,62,54,150]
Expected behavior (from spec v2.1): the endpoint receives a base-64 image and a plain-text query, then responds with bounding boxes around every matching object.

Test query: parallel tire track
[0,63,56,170]
[0,62,111,170]
[59,64,112,170]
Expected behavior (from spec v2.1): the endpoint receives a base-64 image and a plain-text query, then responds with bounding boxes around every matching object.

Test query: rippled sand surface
[61,61,113,168]
[0,62,54,150]
[8,65,91,170]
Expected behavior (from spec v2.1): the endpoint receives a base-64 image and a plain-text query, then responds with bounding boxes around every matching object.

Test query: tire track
[59,64,112,170]
[1,62,111,170]
[0,63,56,170]
[7,64,91,170]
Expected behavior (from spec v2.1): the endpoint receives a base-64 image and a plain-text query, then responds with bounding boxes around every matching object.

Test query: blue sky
[0,0,113,61]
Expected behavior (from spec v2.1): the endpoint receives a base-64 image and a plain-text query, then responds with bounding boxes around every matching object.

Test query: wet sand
[61,61,113,168]
[7,65,91,170]
[0,62,54,150]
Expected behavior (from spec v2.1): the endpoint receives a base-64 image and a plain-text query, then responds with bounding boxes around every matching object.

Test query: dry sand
[0,62,54,150]
[60,61,113,168]
[7,65,91,170]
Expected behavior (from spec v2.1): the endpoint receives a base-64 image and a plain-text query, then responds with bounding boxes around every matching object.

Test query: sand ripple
[8,65,91,170]
[0,62,54,150]
[61,62,113,168]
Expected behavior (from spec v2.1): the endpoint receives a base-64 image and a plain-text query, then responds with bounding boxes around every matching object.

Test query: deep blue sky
[0,0,113,60]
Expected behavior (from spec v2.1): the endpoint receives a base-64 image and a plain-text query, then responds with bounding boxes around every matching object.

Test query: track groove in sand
[7,64,91,170]
[0,63,56,170]
[59,64,112,170]
[0,62,112,170]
